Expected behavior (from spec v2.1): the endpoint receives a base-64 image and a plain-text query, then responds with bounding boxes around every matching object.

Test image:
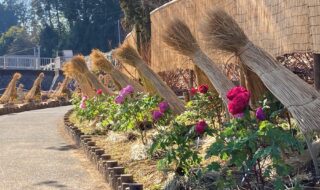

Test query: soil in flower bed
[69,112,167,190]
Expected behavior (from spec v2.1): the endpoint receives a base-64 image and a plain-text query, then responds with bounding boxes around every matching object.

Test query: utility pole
[118,19,121,45]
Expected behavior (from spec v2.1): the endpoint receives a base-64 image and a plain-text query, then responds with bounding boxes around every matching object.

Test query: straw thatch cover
[90,49,144,92]
[150,0,320,73]
[203,9,320,134]
[162,19,234,105]
[25,73,45,101]
[115,44,186,114]
[0,73,22,103]
[64,55,114,96]
[50,77,71,98]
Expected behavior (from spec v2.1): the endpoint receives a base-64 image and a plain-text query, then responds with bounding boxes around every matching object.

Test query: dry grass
[115,44,186,114]
[202,9,248,53]
[90,49,144,92]
[163,19,234,105]
[93,135,166,190]
[25,72,45,101]
[163,19,200,57]
[69,112,166,189]
[0,73,22,103]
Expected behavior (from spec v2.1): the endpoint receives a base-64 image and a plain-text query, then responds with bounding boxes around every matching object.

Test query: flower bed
[67,85,318,189]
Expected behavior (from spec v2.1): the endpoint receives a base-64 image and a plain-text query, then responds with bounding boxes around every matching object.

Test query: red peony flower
[198,84,209,94]
[189,87,198,96]
[227,86,249,101]
[96,89,103,95]
[195,120,207,135]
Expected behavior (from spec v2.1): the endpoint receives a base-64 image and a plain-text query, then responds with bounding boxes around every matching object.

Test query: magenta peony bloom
[198,84,209,94]
[195,120,207,135]
[227,86,249,101]
[96,89,103,95]
[227,86,250,116]
[256,107,266,121]
[120,85,134,96]
[189,87,198,96]
[115,95,125,104]
[79,102,86,109]
[159,101,170,113]
[152,110,164,122]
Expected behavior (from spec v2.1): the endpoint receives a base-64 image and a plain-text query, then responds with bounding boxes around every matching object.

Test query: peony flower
[82,96,88,101]
[195,120,207,135]
[256,107,266,121]
[227,94,250,115]
[159,101,170,113]
[115,95,125,104]
[226,86,250,116]
[152,110,164,122]
[120,85,134,96]
[189,87,198,96]
[79,102,86,109]
[96,89,103,95]
[227,86,249,101]
[198,84,209,94]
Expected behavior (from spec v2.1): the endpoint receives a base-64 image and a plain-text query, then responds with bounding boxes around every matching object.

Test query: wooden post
[314,53,320,91]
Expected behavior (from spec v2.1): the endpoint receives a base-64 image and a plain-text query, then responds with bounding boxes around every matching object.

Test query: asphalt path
[0,106,110,190]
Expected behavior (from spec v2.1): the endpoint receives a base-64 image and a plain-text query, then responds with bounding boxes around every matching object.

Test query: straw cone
[115,44,185,114]
[51,77,71,98]
[162,19,234,105]
[0,73,22,103]
[203,9,320,133]
[203,9,320,175]
[25,72,45,101]
[63,61,96,97]
[90,49,144,92]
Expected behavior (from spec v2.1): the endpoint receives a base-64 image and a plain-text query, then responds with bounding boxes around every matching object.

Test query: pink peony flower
[79,102,86,109]
[198,84,209,94]
[159,101,170,113]
[256,107,266,121]
[82,96,88,101]
[189,87,198,96]
[195,120,207,135]
[115,95,125,104]
[96,89,103,95]
[120,85,134,96]
[152,110,164,122]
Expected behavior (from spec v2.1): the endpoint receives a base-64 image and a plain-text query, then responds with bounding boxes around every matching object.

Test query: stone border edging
[63,110,144,190]
[0,101,71,116]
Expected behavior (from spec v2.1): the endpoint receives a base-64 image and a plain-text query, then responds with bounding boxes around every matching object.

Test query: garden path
[0,106,110,190]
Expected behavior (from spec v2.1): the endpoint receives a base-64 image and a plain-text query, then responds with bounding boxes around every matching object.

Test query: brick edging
[0,101,71,116]
[63,110,144,190]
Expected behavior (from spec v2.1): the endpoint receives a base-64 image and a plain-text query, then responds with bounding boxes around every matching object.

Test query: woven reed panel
[150,0,320,72]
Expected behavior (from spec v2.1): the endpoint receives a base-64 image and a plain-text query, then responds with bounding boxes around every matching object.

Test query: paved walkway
[0,106,110,190]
